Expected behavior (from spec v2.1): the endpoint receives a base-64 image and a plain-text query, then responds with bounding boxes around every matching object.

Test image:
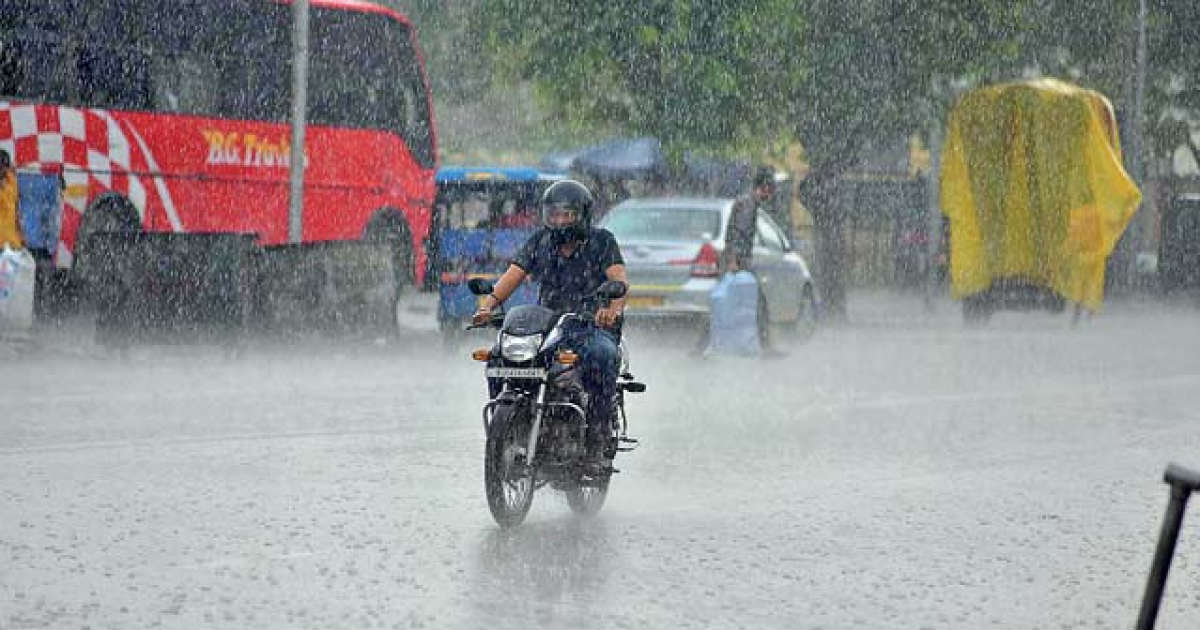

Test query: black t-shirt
[511,227,625,312]
[724,194,758,269]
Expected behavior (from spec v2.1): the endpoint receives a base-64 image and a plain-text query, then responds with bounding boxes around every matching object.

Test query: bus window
[0,36,76,104]
[0,1,82,105]
[147,1,288,122]
[389,34,435,167]
[0,1,163,112]
[76,43,153,111]
[213,4,289,123]
[72,3,153,110]
[308,9,434,167]
[153,55,220,116]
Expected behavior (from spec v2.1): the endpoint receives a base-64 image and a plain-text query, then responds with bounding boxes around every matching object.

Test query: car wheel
[787,284,818,343]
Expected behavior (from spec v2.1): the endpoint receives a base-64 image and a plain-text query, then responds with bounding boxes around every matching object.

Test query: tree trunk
[801,172,848,320]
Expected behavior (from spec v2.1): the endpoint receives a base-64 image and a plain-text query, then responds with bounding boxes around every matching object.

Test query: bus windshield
[0,0,434,167]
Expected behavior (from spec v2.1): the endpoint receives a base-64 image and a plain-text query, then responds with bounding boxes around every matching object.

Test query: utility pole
[1133,0,1147,200]
[1123,0,1148,287]
[924,121,942,313]
[288,0,310,244]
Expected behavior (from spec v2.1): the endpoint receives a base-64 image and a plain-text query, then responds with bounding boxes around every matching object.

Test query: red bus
[0,0,437,330]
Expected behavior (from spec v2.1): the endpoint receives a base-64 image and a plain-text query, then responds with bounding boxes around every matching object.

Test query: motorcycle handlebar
[463,291,617,332]
[465,311,506,331]
[464,310,606,332]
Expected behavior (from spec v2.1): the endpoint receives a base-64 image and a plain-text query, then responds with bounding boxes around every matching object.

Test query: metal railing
[1137,462,1200,630]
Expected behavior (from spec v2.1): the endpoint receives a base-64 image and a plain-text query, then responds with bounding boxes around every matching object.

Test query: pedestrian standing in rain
[723,165,785,358]
[0,147,37,343]
[0,149,22,250]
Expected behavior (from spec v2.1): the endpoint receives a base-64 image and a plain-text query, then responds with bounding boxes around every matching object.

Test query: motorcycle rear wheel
[484,403,535,528]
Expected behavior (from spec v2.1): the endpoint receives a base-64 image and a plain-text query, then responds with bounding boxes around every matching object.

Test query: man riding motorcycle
[472,179,628,467]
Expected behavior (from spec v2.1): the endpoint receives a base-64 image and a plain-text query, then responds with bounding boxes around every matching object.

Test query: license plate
[485,367,546,379]
[625,295,665,309]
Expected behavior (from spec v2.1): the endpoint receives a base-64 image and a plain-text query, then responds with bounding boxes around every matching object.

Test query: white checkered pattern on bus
[0,102,176,265]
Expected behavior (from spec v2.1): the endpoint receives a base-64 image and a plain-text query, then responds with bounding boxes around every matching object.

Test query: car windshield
[602,206,721,242]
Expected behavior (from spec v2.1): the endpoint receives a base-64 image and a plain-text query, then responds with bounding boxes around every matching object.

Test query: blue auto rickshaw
[430,166,564,341]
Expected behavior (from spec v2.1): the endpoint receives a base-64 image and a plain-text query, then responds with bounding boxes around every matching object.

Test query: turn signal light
[471,348,491,361]
[556,350,579,365]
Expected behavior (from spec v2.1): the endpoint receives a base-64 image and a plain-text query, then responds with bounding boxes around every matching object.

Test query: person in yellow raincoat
[940,78,1141,317]
[0,149,22,250]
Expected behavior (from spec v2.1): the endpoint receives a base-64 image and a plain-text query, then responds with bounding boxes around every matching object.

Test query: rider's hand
[596,304,623,328]
[472,306,492,326]
[472,300,494,325]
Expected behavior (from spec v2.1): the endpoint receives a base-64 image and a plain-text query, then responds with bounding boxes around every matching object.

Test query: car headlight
[500,333,543,362]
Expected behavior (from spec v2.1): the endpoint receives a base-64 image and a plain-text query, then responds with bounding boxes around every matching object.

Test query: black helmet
[753,165,776,191]
[539,179,594,243]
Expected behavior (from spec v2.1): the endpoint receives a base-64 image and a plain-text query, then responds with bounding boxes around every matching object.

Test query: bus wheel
[74,193,140,291]
[74,192,140,275]
[74,193,141,345]
[364,209,414,336]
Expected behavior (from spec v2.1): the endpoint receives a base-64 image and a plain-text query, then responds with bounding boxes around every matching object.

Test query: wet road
[2,293,1200,628]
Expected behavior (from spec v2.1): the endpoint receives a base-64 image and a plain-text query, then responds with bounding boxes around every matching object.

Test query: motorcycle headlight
[500,333,543,362]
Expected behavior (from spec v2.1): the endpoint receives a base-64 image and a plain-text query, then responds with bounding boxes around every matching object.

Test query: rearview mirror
[596,280,628,300]
[467,277,495,296]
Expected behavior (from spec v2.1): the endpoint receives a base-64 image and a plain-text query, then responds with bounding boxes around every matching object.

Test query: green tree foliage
[384,0,491,104]
[473,1,805,155]
[792,1,1039,171]
[1146,1,1200,159]
[443,0,1200,177]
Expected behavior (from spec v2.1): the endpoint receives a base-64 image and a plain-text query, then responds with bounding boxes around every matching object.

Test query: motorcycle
[466,277,645,527]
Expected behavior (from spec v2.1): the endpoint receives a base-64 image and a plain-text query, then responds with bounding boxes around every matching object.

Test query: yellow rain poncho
[940,78,1141,311]
[0,170,21,249]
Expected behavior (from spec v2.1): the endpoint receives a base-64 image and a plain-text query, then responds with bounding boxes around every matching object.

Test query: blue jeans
[564,322,620,438]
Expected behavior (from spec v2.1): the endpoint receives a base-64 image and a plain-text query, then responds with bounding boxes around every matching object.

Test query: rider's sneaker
[583,439,612,476]
[604,436,619,459]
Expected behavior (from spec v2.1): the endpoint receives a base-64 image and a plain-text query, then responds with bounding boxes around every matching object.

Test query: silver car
[597,197,819,335]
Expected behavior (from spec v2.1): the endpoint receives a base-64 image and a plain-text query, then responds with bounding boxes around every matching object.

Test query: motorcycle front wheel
[565,479,609,516]
[484,403,535,528]
[566,427,612,516]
